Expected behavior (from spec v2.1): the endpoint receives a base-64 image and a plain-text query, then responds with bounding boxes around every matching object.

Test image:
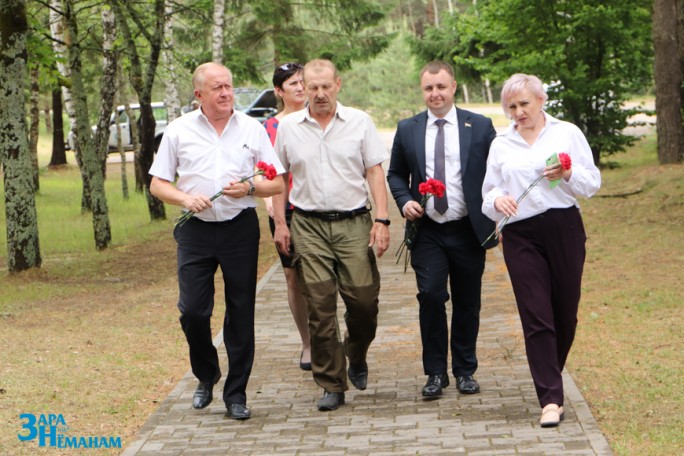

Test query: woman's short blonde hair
[500,73,548,118]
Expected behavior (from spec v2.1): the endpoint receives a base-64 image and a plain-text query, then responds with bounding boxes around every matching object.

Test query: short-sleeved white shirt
[150,108,285,221]
[274,102,388,212]
[481,112,601,224]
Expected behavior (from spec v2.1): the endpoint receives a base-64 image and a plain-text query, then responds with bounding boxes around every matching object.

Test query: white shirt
[482,112,601,224]
[275,102,388,211]
[149,108,285,221]
[425,106,467,221]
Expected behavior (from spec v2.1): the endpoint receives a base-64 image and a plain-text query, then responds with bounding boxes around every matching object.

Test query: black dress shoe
[317,391,345,411]
[226,403,251,420]
[348,362,368,390]
[299,350,312,371]
[192,371,221,410]
[456,375,480,394]
[422,373,449,399]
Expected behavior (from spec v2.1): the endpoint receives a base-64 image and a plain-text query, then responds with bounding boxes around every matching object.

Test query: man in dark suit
[387,61,498,399]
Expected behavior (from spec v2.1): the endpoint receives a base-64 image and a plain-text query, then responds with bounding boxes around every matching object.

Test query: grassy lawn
[570,133,683,455]
[0,121,681,455]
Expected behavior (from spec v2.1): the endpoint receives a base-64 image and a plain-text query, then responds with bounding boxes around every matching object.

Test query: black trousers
[502,207,586,408]
[410,216,486,377]
[174,208,259,407]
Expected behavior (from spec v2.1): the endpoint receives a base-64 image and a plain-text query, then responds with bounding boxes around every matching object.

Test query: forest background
[1,0,682,454]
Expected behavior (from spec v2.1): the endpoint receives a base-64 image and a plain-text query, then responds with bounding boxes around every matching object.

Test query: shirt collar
[296,101,348,124]
[427,105,457,126]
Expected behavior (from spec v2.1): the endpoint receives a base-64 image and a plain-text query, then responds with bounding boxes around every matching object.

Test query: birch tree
[62,0,112,250]
[163,1,182,122]
[0,0,42,272]
[212,0,225,63]
[113,0,166,220]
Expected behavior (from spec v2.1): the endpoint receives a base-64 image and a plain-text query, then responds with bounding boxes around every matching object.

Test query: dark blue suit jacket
[387,107,498,249]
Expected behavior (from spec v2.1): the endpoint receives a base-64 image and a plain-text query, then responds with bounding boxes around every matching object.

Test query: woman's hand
[544,163,572,182]
[494,196,518,217]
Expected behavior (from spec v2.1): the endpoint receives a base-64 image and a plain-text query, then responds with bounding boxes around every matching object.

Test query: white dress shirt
[481,112,601,224]
[275,102,388,212]
[150,108,285,221]
[424,106,467,222]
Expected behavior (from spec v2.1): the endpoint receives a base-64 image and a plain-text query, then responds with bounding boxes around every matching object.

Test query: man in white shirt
[149,62,285,420]
[387,61,497,400]
[272,59,390,412]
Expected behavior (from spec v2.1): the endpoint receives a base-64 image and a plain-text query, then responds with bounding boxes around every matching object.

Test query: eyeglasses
[278,62,303,72]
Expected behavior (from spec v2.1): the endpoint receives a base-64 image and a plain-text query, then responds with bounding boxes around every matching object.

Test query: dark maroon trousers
[502,207,586,408]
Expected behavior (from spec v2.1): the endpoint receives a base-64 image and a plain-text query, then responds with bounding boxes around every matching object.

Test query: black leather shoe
[317,391,345,411]
[192,371,221,410]
[348,362,368,390]
[456,375,480,394]
[226,403,251,420]
[422,373,449,399]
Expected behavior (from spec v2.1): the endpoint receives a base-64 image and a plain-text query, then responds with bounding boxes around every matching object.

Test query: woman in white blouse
[481,73,601,428]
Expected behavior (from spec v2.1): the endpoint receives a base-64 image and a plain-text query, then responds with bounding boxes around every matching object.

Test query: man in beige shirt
[272,59,390,411]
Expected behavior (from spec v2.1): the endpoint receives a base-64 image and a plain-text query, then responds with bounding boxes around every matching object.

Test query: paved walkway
[123,208,612,455]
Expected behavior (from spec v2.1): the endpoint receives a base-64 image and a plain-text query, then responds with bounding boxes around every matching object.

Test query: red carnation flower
[256,161,278,180]
[558,152,572,171]
[396,178,446,271]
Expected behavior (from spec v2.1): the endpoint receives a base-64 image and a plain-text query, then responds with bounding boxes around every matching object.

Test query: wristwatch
[374,218,391,226]
[247,182,256,196]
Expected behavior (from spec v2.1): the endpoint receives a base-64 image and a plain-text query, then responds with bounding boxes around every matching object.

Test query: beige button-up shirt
[275,102,388,212]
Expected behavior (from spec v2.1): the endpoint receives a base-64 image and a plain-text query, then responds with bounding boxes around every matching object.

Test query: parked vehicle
[234,88,278,122]
[67,89,277,153]
[66,102,167,153]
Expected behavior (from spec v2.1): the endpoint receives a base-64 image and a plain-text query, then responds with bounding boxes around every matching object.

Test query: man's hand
[402,200,425,221]
[182,194,213,213]
[223,181,251,198]
[369,223,390,257]
[274,223,291,256]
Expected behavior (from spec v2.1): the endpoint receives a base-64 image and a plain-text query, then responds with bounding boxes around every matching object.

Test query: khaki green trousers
[291,213,380,392]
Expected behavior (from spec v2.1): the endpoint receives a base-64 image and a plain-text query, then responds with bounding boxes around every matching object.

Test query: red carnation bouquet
[482,152,572,246]
[395,178,446,272]
[174,161,278,227]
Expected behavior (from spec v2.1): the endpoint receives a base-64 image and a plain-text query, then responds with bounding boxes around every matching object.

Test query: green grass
[570,131,684,455]
[0,167,169,260]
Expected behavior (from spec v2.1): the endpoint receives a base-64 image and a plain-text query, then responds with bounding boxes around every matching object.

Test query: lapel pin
[465,122,472,128]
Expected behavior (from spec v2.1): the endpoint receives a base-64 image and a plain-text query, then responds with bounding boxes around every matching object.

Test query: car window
[234,89,261,111]
[254,90,277,109]
[117,111,129,124]
[153,106,168,122]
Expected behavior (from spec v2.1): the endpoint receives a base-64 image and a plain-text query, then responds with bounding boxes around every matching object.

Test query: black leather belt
[294,206,369,221]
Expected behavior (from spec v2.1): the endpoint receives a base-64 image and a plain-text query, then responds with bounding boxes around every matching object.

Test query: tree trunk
[212,0,225,63]
[163,2,181,122]
[115,68,129,199]
[0,0,42,272]
[461,83,469,104]
[49,0,91,210]
[28,65,40,191]
[653,0,684,164]
[94,5,118,177]
[49,86,68,167]
[43,104,52,134]
[64,0,112,250]
[115,0,166,220]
